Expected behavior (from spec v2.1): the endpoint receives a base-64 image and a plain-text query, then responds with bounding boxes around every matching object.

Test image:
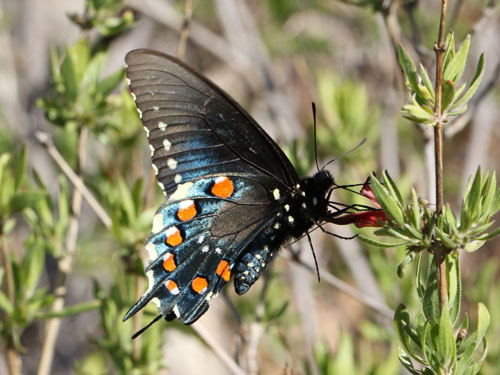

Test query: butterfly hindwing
[123,174,279,324]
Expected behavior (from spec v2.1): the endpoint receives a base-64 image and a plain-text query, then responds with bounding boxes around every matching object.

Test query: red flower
[328,177,387,228]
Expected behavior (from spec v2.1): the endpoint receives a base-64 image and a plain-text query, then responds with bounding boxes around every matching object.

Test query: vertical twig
[177,0,193,60]
[0,235,21,375]
[37,127,88,375]
[433,0,448,312]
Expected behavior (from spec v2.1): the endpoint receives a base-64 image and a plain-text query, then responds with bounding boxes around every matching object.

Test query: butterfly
[123,49,345,331]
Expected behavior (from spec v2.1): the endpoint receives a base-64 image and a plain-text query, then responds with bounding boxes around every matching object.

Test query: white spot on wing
[131,92,136,101]
[163,139,171,152]
[167,158,177,169]
[273,188,280,200]
[205,291,214,301]
[284,204,290,211]
[159,121,167,131]
[152,213,164,233]
[152,163,159,175]
[153,105,159,112]
[215,176,227,183]
[274,223,280,229]
[145,270,155,293]
[173,304,181,317]
[313,197,318,206]
[197,235,205,244]
[143,125,149,136]
[151,297,161,308]
[215,247,222,254]
[145,242,157,260]
[138,108,143,119]
[288,216,295,223]
[149,144,155,157]
[170,182,193,200]
[179,199,194,209]
[174,174,182,183]
[165,226,178,237]
[126,78,131,85]
[201,245,209,253]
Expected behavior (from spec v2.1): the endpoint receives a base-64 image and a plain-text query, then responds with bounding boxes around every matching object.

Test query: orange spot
[216,260,231,282]
[177,201,197,221]
[165,280,178,292]
[192,277,208,294]
[166,227,182,246]
[211,177,234,198]
[163,253,176,272]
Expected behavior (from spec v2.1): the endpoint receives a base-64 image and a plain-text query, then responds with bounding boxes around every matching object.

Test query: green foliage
[394,254,489,374]
[38,39,125,133]
[360,168,500,258]
[69,0,134,36]
[398,34,485,125]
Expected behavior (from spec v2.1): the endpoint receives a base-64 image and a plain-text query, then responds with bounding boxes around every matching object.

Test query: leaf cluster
[37,39,125,133]
[68,0,134,36]
[395,254,490,375]
[398,33,484,124]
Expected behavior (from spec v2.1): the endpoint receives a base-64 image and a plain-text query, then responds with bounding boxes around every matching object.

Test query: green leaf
[476,226,500,241]
[450,53,485,110]
[24,244,46,296]
[434,227,457,249]
[397,44,421,96]
[408,189,421,231]
[402,104,434,123]
[36,299,101,319]
[463,239,486,252]
[443,32,456,71]
[383,171,404,205]
[419,64,435,102]
[437,300,456,367]
[357,234,409,248]
[9,191,47,213]
[443,35,470,83]
[96,68,126,97]
[60,48,79,101]
[0,290,13,314]
[370,173,405,225]
[476,303,490,348]
[447,255,461,326]
[467,167,483,220]
[441,80,455,112]
[13,145,27,190]
[397,347,421,375]
[481,171,496,215]
[394,304,425,362]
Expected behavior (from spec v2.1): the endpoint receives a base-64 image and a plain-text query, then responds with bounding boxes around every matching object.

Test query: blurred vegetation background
[0,0,499,374]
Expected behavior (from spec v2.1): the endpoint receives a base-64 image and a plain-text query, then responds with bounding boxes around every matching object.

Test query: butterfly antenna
[131,314,163,339]
[306,231,321,282]
[312,102,320,173]
[321,138,367,171]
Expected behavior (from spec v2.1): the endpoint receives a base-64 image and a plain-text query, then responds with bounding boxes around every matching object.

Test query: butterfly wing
[124,49,296,324]
[126,49,300,193]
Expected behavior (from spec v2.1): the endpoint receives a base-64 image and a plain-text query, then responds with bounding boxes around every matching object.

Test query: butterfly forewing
[126,49,300,193]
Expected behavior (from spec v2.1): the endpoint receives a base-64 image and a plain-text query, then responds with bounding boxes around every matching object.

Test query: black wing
[125,49,300,193]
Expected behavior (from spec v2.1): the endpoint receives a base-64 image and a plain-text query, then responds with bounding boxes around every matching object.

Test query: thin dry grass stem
[433,0,448,313]
[34,131,112,229]
[177,0,193,60]
[0,235,21,375]
[128,0,253,78]
[281,252,393,320]
[37,127,88,375]
[191,322,247,375]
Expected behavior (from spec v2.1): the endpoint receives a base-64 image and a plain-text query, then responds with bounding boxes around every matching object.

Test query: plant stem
[0,235,21,375]
[37,127,88,375]
[434,0,448,312]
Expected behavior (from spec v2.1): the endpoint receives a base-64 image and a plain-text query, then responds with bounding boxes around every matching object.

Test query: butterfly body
[123,49,335,326]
